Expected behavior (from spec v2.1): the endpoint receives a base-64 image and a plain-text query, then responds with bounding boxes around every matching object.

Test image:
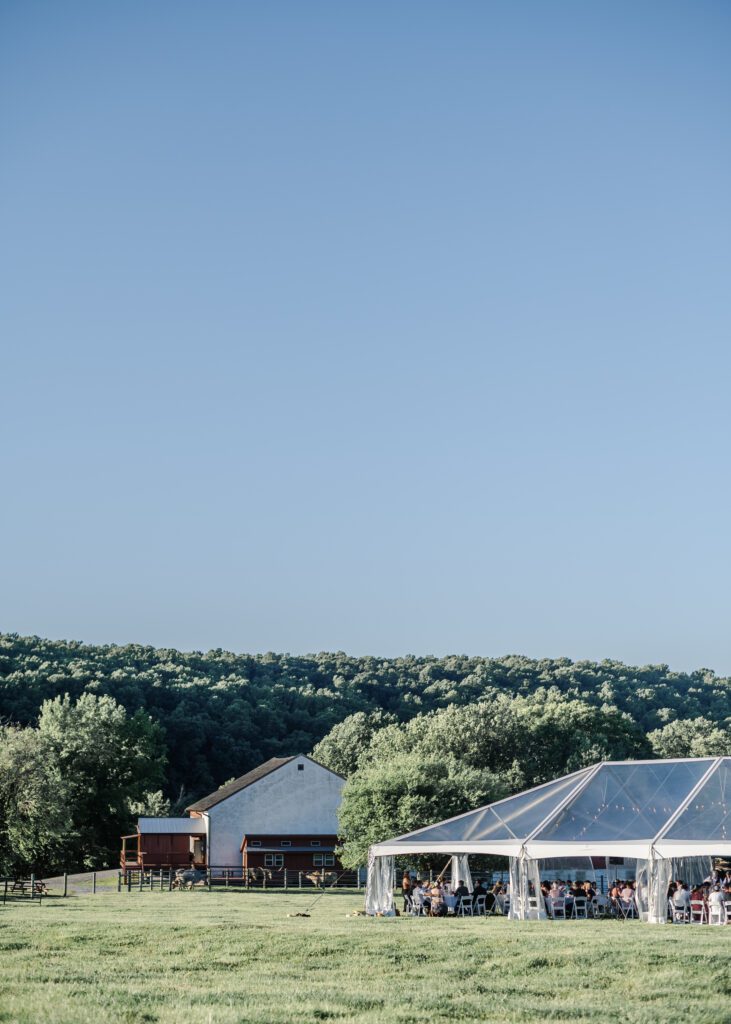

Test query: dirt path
[40,869,119,894]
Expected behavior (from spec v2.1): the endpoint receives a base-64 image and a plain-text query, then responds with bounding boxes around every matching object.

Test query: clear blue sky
[2,1,730,672]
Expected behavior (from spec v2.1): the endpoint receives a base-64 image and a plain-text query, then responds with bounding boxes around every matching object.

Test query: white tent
[366,756,731,923]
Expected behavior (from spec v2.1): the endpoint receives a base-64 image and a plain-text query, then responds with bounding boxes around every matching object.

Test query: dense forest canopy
[0,632,729,872]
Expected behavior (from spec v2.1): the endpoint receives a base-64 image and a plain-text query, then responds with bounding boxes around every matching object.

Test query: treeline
[0,633,729,872]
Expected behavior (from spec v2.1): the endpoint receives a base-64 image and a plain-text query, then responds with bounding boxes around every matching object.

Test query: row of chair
[668,899,730,925]
[405,893,489,916]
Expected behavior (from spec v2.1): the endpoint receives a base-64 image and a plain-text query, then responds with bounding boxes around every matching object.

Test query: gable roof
[186,754,344,813]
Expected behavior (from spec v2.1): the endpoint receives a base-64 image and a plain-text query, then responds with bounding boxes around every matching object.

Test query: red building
[120,817,206,871]
[241,834,341,873]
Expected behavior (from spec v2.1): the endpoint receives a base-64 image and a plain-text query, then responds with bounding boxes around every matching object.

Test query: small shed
[121,817,207,871]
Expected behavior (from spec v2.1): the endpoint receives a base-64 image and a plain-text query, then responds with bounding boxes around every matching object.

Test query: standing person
[401,871,412,912]
[429,880,447,916]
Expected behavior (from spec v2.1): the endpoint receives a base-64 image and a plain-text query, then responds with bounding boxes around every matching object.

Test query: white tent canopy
[366,757,731,922]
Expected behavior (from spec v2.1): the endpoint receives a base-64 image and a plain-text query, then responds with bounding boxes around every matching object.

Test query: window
[280,840,291,847]
[250,840,261,848]
[297,763,304,771]
[265,854,284,868]
[310,841,321,847]
[313,854,335,867]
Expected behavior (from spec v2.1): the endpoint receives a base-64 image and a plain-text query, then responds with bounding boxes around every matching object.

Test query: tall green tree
[337,751,506,868]
[36,693,166,869]
[648,716,731,758]
[0,726,74,874]
[311,710,396,776]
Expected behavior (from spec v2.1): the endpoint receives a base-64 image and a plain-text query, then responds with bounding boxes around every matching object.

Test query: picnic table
[9,879,49,897]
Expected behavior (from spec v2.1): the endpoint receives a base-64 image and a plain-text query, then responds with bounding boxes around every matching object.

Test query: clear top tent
[365,757,731,923]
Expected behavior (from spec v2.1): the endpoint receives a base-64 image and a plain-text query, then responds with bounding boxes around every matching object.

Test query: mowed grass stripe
[0,892,729,1023]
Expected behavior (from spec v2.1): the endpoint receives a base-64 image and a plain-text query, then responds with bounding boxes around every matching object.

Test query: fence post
[225,869,229,889]
[127,871,132,893]
[298,871,302,890]
[117,872,121,893]
[92,871,97,895]
[63,872,68,898]
[284,869,288,892]
[168,869,173,891]
[139,869,143,891]
[29,873,35,901]
[207,869,212,892]
[3,879,7,904]
[263,871,267,890]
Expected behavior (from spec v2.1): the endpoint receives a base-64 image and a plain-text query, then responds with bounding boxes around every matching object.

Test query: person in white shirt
[673,883,690,908]
[709,886,724,907]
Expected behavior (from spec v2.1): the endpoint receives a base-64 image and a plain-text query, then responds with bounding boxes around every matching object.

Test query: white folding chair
[551,897,566,920]
[571,897,588,920]
[618,901,634,925]
[473,895,487,916]
[708,901,725,926]
[458,896,473,916]
[689,900,706,925]
[724,900,731,925]
[410,894,426,917]
[592,894,608,919]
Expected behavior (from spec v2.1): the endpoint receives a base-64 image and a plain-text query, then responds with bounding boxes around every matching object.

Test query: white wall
[207,757,344,867]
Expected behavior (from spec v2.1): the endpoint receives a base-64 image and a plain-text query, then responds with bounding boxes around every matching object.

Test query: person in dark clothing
[453,879,471,911]
[471,878,487,908]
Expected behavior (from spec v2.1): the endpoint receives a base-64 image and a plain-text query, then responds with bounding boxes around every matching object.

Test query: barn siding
[207,757,344,868]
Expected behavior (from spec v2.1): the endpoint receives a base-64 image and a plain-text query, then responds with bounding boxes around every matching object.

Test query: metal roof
[186,757,295,812]
[138,816,207,835]
[185,754,345,812]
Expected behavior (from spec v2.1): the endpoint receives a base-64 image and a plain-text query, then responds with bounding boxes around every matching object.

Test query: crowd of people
[400,867,731,922]
[668,871,731,922]
[401,872,503,916]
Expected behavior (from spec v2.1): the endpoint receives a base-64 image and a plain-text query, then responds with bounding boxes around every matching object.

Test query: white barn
[123,754,345,874]
[187,754,345,869]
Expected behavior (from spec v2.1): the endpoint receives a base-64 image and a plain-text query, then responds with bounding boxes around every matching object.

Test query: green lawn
[1,891,729,1024]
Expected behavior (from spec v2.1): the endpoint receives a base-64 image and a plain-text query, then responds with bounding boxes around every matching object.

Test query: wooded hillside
[2,632,729,799]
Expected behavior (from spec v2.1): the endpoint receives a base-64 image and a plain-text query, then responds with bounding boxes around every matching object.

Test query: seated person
[672,883,690,908]
[582,881,596,900]
[453,879,471,908]
[413,880,430,911]
[470,878,490,910]
[709,886,725,912]
[569,882,584,900]
[429,882,447,917]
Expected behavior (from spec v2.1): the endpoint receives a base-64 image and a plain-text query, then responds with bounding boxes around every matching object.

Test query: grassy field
[0,891,729,1024]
